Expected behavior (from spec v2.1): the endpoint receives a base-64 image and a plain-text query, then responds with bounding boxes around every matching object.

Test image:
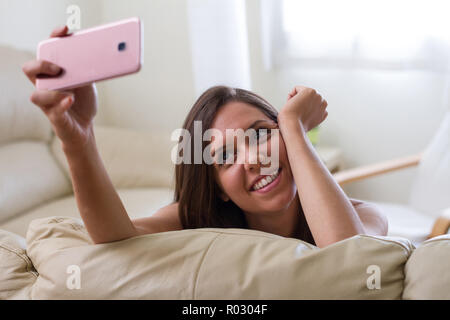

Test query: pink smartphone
[36,17,143,91]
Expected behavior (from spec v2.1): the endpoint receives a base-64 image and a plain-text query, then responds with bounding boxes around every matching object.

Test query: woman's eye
[222,151,231,162]
[217,149,235,166]
[256,129,271,142]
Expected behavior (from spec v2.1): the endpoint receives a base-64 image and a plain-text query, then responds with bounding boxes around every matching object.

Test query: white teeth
[252,169,280,191]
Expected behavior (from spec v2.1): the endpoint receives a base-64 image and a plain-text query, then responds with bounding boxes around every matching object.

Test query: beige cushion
[403,234,450,299]
[51,126,175,189]
[25,216,413,299]
[0,187,174,237]
[0,45,52,145]
[0,141,72,223]
[0,229,37,299]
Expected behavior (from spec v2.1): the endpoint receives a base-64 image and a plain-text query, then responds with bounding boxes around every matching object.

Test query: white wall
[97,0,196,135]
[0,0,102,51]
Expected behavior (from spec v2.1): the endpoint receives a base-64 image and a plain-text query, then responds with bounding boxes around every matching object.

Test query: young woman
[22,26,387,248]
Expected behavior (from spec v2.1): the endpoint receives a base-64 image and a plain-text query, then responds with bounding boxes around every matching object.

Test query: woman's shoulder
[350,198,388,236]
[133,202,183,235]
[152,202,182,228]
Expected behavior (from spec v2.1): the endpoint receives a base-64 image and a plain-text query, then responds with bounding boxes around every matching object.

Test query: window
[266,0,450,71]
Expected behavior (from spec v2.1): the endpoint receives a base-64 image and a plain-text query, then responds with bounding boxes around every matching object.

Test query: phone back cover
[36,17,142,91]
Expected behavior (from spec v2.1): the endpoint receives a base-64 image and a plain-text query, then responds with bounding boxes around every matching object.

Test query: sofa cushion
[0,229,37,299]
[0,45,52,145]
[0,141,72,223]
[0,187,174,237]
[25,216,413,299]
[403,234,450,299]
[51,126,175,189]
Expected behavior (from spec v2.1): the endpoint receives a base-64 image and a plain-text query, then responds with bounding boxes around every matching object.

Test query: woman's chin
[245,192,297,215]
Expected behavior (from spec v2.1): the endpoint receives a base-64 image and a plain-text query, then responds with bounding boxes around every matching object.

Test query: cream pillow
[403,234,450,299]
[0,229,37,299]
[24,217,413,299]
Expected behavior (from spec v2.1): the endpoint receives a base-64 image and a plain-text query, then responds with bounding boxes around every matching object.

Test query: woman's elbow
[355,202,389,237]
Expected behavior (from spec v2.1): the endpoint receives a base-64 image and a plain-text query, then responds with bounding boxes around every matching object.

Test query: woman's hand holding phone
[22,25,139,244]
[22,25,98,152]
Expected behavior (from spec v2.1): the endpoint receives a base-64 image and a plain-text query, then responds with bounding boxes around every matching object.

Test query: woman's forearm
[62,126,138,244]
[278,117,365,247]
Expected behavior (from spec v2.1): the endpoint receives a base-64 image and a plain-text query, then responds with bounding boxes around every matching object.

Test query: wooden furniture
[332,111,450,242]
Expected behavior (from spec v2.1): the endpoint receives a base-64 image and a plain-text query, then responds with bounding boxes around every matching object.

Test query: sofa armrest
[333,153,423,186]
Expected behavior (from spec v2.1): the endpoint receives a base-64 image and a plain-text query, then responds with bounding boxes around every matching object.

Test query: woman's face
[209,101,298,215]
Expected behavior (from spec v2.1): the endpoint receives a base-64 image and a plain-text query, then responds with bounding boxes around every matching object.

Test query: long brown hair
[174,86,315,245]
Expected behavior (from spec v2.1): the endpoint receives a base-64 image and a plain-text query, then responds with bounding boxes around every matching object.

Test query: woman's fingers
[30,89,73,110]
[319,99,328,123]
[22,25,76,128]
[288,86,320,102]
[22,25,69,85]
[287,88,296,101]
[22,60,62,85]
[50,25,70,38]
[30,90,75,126]
[50,95,74,124]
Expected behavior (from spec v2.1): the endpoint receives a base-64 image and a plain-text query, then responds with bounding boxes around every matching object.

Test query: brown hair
[174,86,315,245]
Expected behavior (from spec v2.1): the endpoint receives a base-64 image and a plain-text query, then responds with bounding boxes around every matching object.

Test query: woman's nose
[243,146,261,171]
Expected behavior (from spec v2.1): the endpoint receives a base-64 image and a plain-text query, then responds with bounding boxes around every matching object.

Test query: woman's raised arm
[22,26,139,244]
[278,86,366,248]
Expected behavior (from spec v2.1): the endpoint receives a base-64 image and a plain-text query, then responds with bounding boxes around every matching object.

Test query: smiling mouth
[251,168,282,191]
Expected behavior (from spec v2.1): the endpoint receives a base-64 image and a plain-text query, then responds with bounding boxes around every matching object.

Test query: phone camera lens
[118,42,126,51]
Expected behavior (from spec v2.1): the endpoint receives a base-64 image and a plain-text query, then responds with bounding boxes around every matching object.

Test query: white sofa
[0,44,175,236]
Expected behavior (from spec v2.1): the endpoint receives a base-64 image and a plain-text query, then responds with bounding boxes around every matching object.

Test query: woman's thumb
[58,94,74,114]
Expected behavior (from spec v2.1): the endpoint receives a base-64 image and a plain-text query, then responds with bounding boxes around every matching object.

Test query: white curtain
[187,0,252,96]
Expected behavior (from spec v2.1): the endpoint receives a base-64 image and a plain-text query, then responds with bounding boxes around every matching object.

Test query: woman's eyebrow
[246,119,271,130]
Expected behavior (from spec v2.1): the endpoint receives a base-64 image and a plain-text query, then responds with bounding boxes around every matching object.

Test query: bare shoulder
[350,198,388,236]
[132,202,183,235]
[151,202,179,219]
